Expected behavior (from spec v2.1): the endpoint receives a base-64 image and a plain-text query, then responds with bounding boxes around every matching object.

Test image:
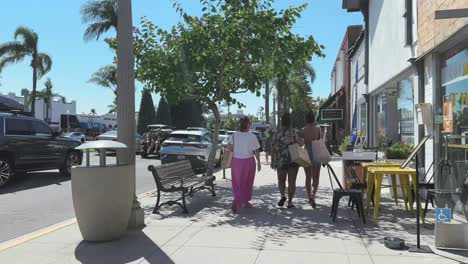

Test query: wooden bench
[148,160,216,214]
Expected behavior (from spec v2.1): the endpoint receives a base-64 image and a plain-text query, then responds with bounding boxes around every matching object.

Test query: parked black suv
[0,113,83,187]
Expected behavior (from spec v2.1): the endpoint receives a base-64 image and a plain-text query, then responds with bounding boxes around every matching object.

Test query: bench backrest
[148,160,195,189]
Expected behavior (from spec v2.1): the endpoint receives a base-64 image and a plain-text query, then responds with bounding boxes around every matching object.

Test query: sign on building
[321,109,344,121]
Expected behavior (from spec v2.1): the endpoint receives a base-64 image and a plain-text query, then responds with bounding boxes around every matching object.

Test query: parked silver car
[95,130,142,153]
[160,130,223,171]
[63,132,86,143]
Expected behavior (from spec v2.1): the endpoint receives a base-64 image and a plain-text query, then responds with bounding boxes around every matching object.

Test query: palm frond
[81,0,118,41]
[36,53,52,78]
[13,27,37,51]
[83,22,115,41]
[0,55,27,72]
[14,27,39,53]
[88,64,117,94]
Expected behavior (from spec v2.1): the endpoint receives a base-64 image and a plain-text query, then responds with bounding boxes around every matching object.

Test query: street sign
[435,208,451,223]
[321,109,343,121]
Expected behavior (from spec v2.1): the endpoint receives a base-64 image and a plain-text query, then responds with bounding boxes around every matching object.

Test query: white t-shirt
[228,131,260,159]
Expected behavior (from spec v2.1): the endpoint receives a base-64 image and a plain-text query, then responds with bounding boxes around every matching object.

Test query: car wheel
[0,158,13,187]
[60,151,80,177]
[81,138,85,143]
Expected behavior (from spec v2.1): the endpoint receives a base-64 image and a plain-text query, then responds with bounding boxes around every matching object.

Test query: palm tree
[88,64,117,96]
[0,27,52,117]
[107,99,117,113]
[90,108,97,115]
[35,78,59,123]
[81,0,118,41]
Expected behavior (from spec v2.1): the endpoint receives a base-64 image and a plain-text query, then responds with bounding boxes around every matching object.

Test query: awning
[317,88,345,123]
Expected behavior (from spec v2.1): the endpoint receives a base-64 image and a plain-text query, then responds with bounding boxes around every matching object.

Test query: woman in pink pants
[227,117,261,213]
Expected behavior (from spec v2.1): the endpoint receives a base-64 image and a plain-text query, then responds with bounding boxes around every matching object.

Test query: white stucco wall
[368,0,417,92]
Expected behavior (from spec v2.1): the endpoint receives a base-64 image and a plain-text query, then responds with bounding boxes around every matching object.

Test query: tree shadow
[0,171,68,194]
[74,229,174,264]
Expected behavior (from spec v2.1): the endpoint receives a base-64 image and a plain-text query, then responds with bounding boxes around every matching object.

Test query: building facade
[348,29,368,141]
[0,92,77,130]
[323,25,363,147]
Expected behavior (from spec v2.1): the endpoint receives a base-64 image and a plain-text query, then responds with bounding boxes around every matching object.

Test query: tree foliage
[88,64,117,96]
[170,99,204,130]
[0,26,52,116]
[137,89,157,134]
[81,0,117,41]
[156,97,172,125]
[134,0,324,174]
[35,78,60,123]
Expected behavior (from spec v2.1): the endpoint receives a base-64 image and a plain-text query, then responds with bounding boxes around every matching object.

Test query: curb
[0,189,156,252]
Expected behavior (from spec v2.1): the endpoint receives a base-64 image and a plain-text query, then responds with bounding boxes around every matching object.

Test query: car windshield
[168,134,202,142]
[222,136,230,144]
[63,132,74,137]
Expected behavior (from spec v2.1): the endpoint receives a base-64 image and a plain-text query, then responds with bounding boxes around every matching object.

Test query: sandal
[277,197,287,207]
[309,197,317,209]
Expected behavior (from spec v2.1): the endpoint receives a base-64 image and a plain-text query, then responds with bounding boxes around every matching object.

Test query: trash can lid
[76,140,127,150]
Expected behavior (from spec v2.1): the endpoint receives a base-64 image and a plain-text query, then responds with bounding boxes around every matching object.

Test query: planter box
[71,165,134,241]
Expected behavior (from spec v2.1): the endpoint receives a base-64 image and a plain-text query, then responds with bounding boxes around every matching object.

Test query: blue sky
[0,0,362,116]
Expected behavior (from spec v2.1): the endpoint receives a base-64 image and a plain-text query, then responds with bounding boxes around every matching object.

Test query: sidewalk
[0,159,467,264]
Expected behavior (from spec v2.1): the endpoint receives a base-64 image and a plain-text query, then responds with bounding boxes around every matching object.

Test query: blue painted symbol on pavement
[435,208,451,223]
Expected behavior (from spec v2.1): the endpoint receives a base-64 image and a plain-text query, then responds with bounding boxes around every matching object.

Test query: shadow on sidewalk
[74,229,174,264]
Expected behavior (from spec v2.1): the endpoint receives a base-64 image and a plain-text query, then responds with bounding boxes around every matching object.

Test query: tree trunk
[31,56,37,117]
[207,100,221,176]
[265,81,270,124]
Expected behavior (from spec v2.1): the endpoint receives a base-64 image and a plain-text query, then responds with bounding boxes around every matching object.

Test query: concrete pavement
[0,155,159,243]
[0,159,466,264]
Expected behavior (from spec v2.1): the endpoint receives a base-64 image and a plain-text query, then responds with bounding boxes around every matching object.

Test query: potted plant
[385,143,414,161]
[338,136,353,155]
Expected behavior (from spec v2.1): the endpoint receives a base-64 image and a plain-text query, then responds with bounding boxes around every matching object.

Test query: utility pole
[117,0,144,228]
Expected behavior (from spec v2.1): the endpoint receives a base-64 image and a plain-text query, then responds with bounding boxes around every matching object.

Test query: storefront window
[397,78,414,145]
[437,47,468,222]
[376,93,387,148]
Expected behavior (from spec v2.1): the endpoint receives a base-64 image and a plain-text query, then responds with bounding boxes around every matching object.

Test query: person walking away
[226,117,262,213]
[263,125,273,165]
[271,113,303,208]
[300,111,322,208]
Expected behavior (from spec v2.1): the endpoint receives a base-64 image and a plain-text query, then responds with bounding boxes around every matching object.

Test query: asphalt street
[0,154,160,243]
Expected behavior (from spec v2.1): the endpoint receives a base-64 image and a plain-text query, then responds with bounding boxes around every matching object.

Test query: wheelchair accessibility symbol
[435,208,451,223]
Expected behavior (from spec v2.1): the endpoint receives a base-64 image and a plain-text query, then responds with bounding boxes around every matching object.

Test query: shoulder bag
[288,130,312,167]
[221,133,234,168]
[310,127,331,164]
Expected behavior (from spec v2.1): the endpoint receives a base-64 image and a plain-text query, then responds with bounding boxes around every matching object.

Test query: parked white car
[160,130,223,172]
[63,132,86,143]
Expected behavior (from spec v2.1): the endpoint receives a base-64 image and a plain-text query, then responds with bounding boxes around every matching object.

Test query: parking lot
[0,154,160,243]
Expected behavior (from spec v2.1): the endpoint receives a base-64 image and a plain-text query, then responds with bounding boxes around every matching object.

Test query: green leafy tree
[35,78,59,123]
[81,0,117,41]
[90,108,97,115]
[171,99,204,130]
[0,27,52,117]
[137,89,157,134]
[134,0,324,174]
[156,97,172,125]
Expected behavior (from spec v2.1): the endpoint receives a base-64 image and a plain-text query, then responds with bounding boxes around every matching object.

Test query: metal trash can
[71,140,133,242]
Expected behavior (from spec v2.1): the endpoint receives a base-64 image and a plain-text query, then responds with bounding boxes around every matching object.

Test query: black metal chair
[326,164,366,224]
[344,163,374,209]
